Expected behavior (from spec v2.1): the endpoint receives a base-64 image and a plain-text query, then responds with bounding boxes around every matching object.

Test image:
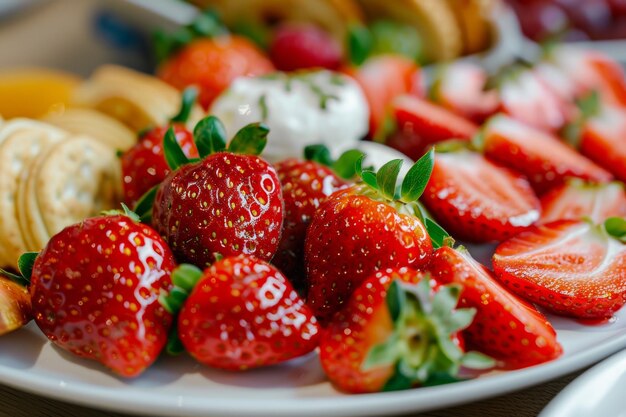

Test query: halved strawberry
[385,95,479,160]
[320,267,493,393]
[344,55,421,137]
[429,246,562,369]
[481,115,613,195]
[580,103,626,183]
[493,218,626,319]
[430,62,500,124]
[540,180,626,224]
[551,46,626,107]
[163,256,320,370]
[498,67,573,133]
[421,147,540,243]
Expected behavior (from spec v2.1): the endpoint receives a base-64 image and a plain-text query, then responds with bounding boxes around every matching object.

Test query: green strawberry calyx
[604,217,626,243]
[561,90,601,149]
[363,277,495,390]
[170,87,199,124]
[354,148,453,248]
[153,10,229,63]
[304,144,365,180]
[134,116,270,221]
[0,252,38,287]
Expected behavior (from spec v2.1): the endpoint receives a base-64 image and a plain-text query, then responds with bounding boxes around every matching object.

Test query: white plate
[540,349,626,417]
[1,293,626,417]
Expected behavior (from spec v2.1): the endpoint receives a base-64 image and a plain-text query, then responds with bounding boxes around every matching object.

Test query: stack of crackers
[189,0,496,62]
[0,65,202,270]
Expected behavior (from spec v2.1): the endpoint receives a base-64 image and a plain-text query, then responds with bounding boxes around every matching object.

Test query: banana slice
[446,0,495,55]
[189,0,363,48]
[356,0,463,62]
[43,108,137,152]
[73,65,204,132]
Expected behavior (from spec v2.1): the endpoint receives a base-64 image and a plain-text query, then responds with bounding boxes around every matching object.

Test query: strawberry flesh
[422,150,541,243]
[581,104,626,183]
[483,115,613,194]
[429,246,562,369]
[540,181,626,224]
[493,220,626,319]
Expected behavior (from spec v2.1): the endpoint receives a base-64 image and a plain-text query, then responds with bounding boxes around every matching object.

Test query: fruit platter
[1,0,626,416]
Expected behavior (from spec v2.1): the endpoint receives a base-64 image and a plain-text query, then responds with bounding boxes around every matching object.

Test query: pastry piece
[0,122,67,269]
[189,0,363,49]
[356,0,463,61]
[73,65,204,131]
[26,136,122,246]
[43,108,137,152]
[0,276,31,336]
[445,0,494,54]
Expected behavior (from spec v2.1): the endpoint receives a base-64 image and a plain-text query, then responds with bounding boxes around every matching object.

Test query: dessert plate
[539,349,626,417]
[1,245,625,417]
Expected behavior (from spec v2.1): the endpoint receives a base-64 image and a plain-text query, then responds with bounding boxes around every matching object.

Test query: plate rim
[1,329,625,417]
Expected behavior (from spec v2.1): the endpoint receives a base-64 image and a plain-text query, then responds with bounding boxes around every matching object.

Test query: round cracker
[73,65,204,131]
[0,129,65,269]
[0,118,66,146]
[33,136,122,238]
[42,108,137,152]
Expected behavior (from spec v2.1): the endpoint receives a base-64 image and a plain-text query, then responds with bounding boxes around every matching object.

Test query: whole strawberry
[155,12,274,109]
[162,255,320,370]
[151,117,283,268]
[29,212,176,377]
[320,268,493,393]
[121,88,199,207]
[272,146,361,290]
[305,151,436,323]
[269,24,342,71]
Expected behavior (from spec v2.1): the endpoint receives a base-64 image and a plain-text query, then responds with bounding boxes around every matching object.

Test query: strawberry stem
[170,87,198,124]
[159,264,204,315]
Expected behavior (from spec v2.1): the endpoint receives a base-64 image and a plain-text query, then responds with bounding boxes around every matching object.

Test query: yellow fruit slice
[446,0,495,55]
[0,68,80,119]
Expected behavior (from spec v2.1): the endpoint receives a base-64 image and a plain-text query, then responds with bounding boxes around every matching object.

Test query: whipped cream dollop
[210,70,369,162]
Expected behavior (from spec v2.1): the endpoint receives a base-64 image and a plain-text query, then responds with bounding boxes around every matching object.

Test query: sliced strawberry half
[430,62,500,124]
[385,95,478,160]
[429,246,562,369]
[493,219,626,319]
[421,148,540,243]
[540,180,626,224]
[580,104,626,183]
[499,69,572,133]
[344,55,421,138]
[482,115,613,195]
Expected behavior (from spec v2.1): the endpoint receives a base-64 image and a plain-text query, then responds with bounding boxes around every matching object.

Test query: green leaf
[228,123,269,155]
[431,284,461,321]
[170,87,198,123]
[561,119,584,149]
[133,185,159,224]
[443,308,476,334]
[422,372,462,387]
[470,130,486,152]
[605,217,626,242]
[386,280,406,324]
[347,24,372,66]
[119,203,141,222]
[0,268,29,287]
[189,10,228,38]
[400,149,434,202]
[304,144,333,167]
[172,264,204,293]
[369,20,423,63]
[576,90,601,119]
[376,159,403,200]
[333,149,365,180]
[166,322,185,356]
[159,287,188,315]
[163,127,190,170]
[193,116,227,158]
[382,362,414,392]
[425,218,452,249]
[355,155,365,176]
[362,333,400,370]
[460,351,496,370]
[17,252,38,282]
[361,170,378,190]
